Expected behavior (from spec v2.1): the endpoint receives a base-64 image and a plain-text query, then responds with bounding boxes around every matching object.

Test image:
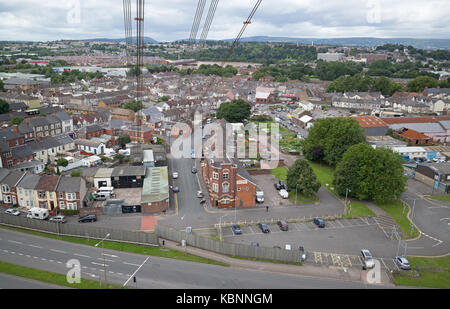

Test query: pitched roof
[399,129,430,140]
[35,175,60,191]
[56,176,83,193]
[17,173,40,190]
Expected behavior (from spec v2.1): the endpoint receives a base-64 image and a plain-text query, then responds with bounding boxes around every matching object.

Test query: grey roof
[12,144,34,160]
[56,176,83,193]
[0,168,11,182]
[420,163,450,175]
[231,158,257,185]
[28,134,74,152]
[111,166,146,177]
[17,173,40,189]
[439,120,450,130]
[2,171,26,186]
[54,111,71,122]
[389,123,445,133]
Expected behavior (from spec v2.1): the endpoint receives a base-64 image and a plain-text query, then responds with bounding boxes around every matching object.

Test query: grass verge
[0,261,125,289]
[393,255,450,289]
[429,195,450,203]
[0,225,229,267]
[307,161,337,196]
[376,200,420,239]
[229,255,302,267]
[343,201,376,218]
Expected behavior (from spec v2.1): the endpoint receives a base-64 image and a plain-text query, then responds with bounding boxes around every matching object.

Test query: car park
[172,172,179,179]
[361,249,375,270]
[277,220,289,231]
[395,256,411,270]
[258,222,270,233]
[78,214,97,223]
[313,218,325,228]
[231,224,242,235]
[4,209,20,216]
[49,215,67,223]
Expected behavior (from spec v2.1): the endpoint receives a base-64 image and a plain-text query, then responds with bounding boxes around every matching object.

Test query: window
[221,199,229,205]
[223,173,229,180]
[7,161,13,168]
[213,172,219,180]
[2,185,10,193]
[223,183,229,193]
[60,202,65,209]
[212,183,219,193]
[59,192,63,199]
[67,193,76,200]
[237,186,241,191]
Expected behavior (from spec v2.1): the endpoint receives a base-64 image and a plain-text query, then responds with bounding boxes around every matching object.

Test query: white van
[27,207,49,220]
[97,187,114,195]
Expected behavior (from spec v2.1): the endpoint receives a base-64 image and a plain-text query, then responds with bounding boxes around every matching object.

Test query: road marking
[10,251,15,254]
[123,262,140,267]
[102,253,118,258]
[7,240,22,245]
[83,272,97,278]
[335,220,345,227]
[74,253,90,258]
[41,258,47,261]
[92,262,108,267]
[48,260,54,263]
[99,258,115,263]
[123,257,150,287]
[50,249,66,254]
[28,245,43,249]
[380,258,390,270]
[314,252,323,264]
[56,261,62,264]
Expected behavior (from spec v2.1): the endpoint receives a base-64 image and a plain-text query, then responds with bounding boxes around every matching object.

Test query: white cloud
[0,0,448,41]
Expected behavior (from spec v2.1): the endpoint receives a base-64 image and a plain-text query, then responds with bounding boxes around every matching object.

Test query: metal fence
[0,212,158,246]
[155,225,302,263]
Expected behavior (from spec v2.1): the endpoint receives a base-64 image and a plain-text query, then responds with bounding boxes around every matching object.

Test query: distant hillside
[83,37,158,44]
[223,36,450,50]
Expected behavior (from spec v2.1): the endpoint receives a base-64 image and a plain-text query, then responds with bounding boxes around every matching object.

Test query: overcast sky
[0,0,449,42]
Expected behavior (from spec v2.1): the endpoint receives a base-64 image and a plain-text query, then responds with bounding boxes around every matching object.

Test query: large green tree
[0,99,9,114]
[287,159,321,198]
[333,143,406,204]
[407,76,439,92]
[216,99,251,123]
[303,118,366,167]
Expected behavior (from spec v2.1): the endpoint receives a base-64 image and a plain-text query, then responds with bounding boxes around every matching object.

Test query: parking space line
[248,226,256,234]
[342,255,352,268]
[314,252,322,264]
[380,258,390,271]
[334,220,345,227]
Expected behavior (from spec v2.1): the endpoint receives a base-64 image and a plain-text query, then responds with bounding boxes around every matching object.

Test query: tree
[0,80,4,92]
[9,117,24,126]
[407,76,439,92]
[123,100,143,112]
[286,159,321,198]
[118,134,130,147]
[333,143,406,204]
[303,118,366,167]
[56,158,69,167]
[0,99,10,114]
[216,99,251,123]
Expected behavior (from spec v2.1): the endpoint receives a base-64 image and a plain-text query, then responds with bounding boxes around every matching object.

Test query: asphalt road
[0,273,70,289]
[0,228,387,289]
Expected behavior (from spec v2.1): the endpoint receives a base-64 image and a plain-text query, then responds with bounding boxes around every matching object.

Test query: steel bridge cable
[199,0,219,42]
[189,0,207,43]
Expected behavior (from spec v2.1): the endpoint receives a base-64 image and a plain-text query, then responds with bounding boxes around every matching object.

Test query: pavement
[0,273,71,289]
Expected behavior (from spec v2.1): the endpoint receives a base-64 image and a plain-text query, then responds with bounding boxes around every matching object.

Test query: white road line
[335,220,345,227]
[123,262,140,267]
[92,262,108,267]
[48,260,54,263]
[56,261,62,264]
[25,255,30,258]
[74,253,90,258]
[7,240,22,245]
[98,258,115,263]
[41,258,47,261]
[17,253,23,256]
[248,226,255,234]
[102,253,118,258]
[28,245,43,249]
[83,272,97,278]
[50,249,66,254]
[432,240,443,247]
[33,256,39,259]
[10,251,15,254]
[380,258,390,270]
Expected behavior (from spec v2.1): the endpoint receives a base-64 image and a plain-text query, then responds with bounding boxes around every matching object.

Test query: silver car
[5,209,20,216]
[361,249,375,270]
[49,215,67,223]
[395,256,411,270]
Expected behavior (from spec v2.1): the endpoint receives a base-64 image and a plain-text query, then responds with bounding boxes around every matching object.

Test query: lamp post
[295,184,299,206]
[345,188,351,215]
[95,233,110,288]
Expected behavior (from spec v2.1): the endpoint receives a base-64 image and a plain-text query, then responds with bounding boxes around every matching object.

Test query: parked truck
[27,207,49,220]
[256,191,264,203]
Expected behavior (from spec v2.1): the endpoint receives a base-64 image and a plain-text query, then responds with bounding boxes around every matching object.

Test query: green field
[0,261,125,289]
[429,195,450,203]
[0,225,229,267]
[307,161,337,195]
[343,201,376,218]
[376,200,420,239]
[394,255,450,289]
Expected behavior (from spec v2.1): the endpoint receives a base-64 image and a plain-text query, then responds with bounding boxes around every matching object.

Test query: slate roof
[111,166,146,177]
[35,175,60,192]
[56,176,82,193]
[17,173,41,190]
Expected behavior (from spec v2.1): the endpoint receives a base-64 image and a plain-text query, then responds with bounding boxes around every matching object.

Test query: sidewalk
[159,239,394,286]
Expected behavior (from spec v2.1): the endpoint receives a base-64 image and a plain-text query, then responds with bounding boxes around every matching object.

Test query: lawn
[429,195,450,203]
[0,225,229,267]
[393,255,450,289]
[376,200,420,239]
[0,261,125,289]
[271,166,288,181]
[343,201,376,218]
[307,161,337,195]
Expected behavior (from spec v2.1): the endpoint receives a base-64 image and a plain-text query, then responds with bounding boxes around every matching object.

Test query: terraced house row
[0,168,86,211]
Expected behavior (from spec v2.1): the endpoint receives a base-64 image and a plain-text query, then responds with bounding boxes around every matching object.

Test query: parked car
[231,224,242,235]
[191,167,197,174]
[395,256,411,270]
[258,222,270,233]
[285,244,292,250]
[298,246,307,262]
[172,172,179,179]
[199,199,206,204]
[78,214,97,223]
[313,218,325,228]
[279,180,287,190]
[4,209,20,216]
[277,220,288,231]
[196,190,204,198]
[279,189,289,199]
[49,215,67,223]
[251,242,259,247]
[274,183,281,190]
[361,249,375,270]
[172,186,180,193]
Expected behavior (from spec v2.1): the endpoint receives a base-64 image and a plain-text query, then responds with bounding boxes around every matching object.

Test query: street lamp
[345,188,351,215]
[95,233,110,288]
[295,183,299,206]
[219,214,230,242]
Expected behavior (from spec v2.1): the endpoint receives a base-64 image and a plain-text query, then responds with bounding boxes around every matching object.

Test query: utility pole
[95,233,110,288]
